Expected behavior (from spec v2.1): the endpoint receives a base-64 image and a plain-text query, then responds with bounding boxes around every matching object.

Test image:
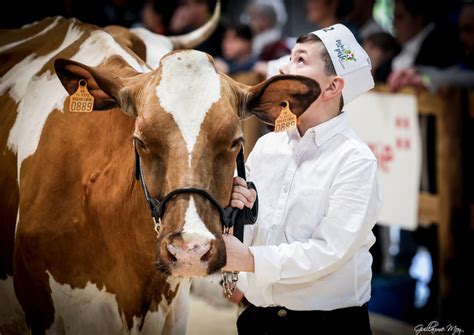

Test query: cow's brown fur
[0,94,19,279]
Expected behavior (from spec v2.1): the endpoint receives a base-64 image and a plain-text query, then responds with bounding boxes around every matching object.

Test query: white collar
[287,112,349,147]
[392,23,435,70]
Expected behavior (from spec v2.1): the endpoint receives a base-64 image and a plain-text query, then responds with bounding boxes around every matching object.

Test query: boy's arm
[225,157,382,286]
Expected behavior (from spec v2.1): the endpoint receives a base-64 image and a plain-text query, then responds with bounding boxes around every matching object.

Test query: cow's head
[55,50,320,277]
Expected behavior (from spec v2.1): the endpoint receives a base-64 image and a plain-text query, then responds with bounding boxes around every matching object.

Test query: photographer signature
[414,321,464,335]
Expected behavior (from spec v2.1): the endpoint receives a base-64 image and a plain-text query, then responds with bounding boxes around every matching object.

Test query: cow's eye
[134,138,147,151]
[231,137,244,149]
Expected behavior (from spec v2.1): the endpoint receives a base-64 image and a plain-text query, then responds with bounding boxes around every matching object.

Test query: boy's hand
[226,288,245,304]
[222,234,254,273]
[230,177,256,210]
[388,67,425,92]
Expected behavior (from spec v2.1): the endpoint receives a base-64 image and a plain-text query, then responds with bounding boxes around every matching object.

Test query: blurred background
[2,0,473,333]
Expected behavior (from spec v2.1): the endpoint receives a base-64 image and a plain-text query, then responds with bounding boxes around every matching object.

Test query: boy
[223,24,382,334]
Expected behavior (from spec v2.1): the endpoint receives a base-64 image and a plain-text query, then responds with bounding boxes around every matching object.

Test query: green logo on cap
[334,39,356,69]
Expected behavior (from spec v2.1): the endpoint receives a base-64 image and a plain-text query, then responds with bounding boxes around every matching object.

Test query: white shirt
[242,112,382,311]
[392,23,435,71]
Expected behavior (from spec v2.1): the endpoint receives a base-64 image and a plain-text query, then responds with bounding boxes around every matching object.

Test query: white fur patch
[47,272,123,335]
[129,27,173,69]
[3,23,84,173]
[182,197,215,241]
[4,25,150,176]
[46,272,188,335]
[0,17,60,54]
[0,276,28,334]
[0,23,83,104]
[155,51,221,165]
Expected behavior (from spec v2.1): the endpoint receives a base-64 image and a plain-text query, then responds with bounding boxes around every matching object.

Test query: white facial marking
[156,51,221,165]
[4,25,150,177]
[182,197,215,241]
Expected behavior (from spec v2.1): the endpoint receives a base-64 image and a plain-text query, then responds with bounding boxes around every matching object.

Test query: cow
[0,15,321,335]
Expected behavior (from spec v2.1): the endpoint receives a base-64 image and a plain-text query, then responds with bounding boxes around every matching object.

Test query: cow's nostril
[167,250,177,262]
[166,244,178,262]
[166,240,211,263]
[200,248,211,263]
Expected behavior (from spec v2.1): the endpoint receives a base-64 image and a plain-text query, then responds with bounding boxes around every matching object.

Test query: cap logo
[334,39,356,69]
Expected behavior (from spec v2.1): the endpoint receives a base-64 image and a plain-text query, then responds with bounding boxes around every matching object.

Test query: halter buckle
[152,216,161,234]
[222,271,239,299]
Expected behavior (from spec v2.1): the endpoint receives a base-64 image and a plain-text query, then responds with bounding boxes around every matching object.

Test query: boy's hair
[296,33,337,76]
[296,33,343,110]
[227,24,253,41]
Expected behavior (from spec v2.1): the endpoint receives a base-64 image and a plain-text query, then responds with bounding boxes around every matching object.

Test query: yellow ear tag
[274,101,297,133]
[69,79,94,113]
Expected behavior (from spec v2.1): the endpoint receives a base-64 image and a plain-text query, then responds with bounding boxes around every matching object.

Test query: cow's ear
[243,75,321,125]
[54,56,140,115]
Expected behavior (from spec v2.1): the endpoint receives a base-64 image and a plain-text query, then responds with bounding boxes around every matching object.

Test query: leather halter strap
[134,139,257,237]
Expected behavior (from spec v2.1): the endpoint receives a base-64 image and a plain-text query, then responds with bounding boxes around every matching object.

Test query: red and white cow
[0,15,320,335]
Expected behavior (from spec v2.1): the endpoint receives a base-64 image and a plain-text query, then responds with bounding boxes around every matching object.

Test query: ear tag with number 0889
[69,79,94,113]
[274,101,297,132]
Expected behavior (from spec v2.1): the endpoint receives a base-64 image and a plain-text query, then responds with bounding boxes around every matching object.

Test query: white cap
[311,24,374,105]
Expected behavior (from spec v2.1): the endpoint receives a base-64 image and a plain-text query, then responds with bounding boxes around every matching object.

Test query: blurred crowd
[3,0,472,91]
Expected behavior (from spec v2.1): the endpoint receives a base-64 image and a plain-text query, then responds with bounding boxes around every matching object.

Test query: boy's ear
[239,75,321,125]
[321,76,344,102]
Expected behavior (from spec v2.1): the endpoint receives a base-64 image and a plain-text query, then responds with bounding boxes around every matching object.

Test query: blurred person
[387,0,464,321]
[388,0,462,195]
[169,0,225,57]
[391,0,460,71]
[141,0,177,35]
[252,0,357,78]
[347,0,384,39]
[103,0,143,27]
[363,32,400,82]
[214,24,257,75]
[389,3,474,92]
[224,24,381,335]
[242,0,291,60]
[306,0,355,32]
[252,0,356,79]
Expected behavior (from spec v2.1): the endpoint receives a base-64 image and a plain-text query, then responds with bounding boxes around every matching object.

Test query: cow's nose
[166,234,212,263]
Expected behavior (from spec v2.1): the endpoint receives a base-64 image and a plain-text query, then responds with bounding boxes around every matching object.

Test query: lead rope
[222,146,246,299]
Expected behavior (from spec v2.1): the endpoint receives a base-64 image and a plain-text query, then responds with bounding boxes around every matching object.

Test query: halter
[134,139,257,297]
[134,139,257,238]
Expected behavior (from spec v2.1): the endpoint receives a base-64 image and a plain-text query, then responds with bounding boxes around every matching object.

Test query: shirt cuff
[248,245,281,286]
[236,272,248,294]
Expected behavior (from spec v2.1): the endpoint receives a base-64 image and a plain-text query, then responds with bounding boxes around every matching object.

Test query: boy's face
[280,41,334,91]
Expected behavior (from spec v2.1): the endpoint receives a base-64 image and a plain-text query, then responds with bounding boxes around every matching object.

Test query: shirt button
[277,309,287,317]
[283,186,289,193]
